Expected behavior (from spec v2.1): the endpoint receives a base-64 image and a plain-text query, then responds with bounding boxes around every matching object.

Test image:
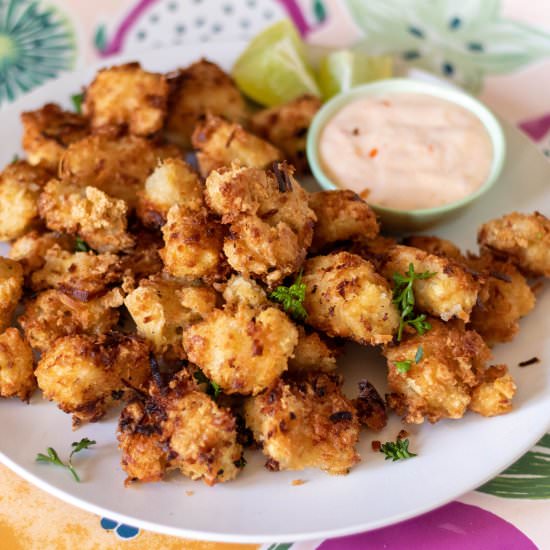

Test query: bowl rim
[306,77,506,218]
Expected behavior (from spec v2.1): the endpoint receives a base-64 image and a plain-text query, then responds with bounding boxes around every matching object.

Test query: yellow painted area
[0,464,258,550]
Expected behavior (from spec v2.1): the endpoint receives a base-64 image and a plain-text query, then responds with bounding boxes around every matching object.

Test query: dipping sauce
[318,93,493,210]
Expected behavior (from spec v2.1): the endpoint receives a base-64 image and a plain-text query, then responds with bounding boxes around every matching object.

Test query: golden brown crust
[308,190,379,252]
[244,373,360,475]
[302,252,399,345]
[164,59,248,148]
[384,319,492,424]
[250,94,321,172]
[39,181,134,253]
[137,158,203,227]
[84,62,169,136]
[288,327,340,374]
[183,302,298,395]
[192,114,281,177]
[403,235,464,262]
[21,103,89,170]
[19,288,124,352]
[35,333,151,427]
[0,161,51,241]
[0,258,23,332]
[380,245,480,322]
[0,328,36,401]
[469,364,516,417]
[478,211,550,277]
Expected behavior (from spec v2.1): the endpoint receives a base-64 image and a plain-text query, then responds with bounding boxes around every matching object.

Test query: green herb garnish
[71,92,84,114]
[194,370,221,400]
[270,270,307,321]
[75,237,91,252]
[393,263,435,341]
[394,345,424,374]
[11,154,19,164]
[380,438,417,462]
[36,438,96,482]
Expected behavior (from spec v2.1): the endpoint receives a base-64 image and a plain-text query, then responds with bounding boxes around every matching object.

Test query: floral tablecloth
[0,1,549,549]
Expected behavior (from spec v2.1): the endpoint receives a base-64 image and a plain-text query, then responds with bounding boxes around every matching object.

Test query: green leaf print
[478,434,550,499]
[345,0,550,92]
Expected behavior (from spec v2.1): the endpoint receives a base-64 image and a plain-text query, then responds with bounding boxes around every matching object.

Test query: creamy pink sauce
[319,93,493,210]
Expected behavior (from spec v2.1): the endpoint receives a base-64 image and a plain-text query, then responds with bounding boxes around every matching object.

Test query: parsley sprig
[75,237,91,252]
[194,370,221,400]
[270,271,307,321]
[71,92,84,114]
[393,263,435,341]
[380,438,417,461]
[394,345,424,374]
[36,438,96,482]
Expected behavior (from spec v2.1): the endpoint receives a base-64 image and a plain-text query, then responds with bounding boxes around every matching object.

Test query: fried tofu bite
[206,163,315,285]
[84,62,169,136]
[0,160,51,240]
[39,180,134,253]
[478,212,550,277]
[9,230,74,278]
[192,114,281,177]
[250,94,321,172]
[244,373,360,475]
[160,204,227,282]
[137,158,203,227]
[30,245,122,300]
[403,235,464,262]
[19,288,124,352]
[118,370,243,486]
[308,190,379,252]
[469,365,516,417]
[0,328,35,401]
[380,245,479,322]
[0,258,23,332]
[21,103,89,170]
[36,333,151,427]
[302,252,399,345]
[288,327,340,374]
[164,59,248,148]
[124,274,217,359]
[183,301,298,395]
[384,319,491,424]
[467,253,535,345]
[59,134,179,207]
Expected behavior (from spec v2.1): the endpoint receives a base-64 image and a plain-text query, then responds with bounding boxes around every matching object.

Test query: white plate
[0,42,549,544]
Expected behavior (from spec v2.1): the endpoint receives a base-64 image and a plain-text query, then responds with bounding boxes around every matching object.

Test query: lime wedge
[232,20,320,107]
[318,50,393,100]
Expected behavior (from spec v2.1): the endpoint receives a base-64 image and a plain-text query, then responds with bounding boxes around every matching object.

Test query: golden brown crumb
[291,479,307,486]
[0,328,36,401]
[0,258,23,332]
[371,440,381,452]
[185,490,195,496]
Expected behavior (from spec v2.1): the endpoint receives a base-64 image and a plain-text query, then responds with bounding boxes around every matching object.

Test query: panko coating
[380,245,479,322]
[0,160,51,240]
[478,211,550,277]
[124,274,217,359]
[308,190,379,252]
[206,163,315,285]
[350,235,399,271]
[59,134,180,207]
[192,114,281,177]
[220,274,268,308]
[164,59,248,148]
[469,365,516,417]
[353,380,387,432]
[288,327,340,374]
[39,180,134,253]
[9,230,74,278]
[137,158,203,227]
[160,204,227,282]
[384,319,492,424]
[403,235,464,262]
[0,258,23,332]
[30,245,122,300]
[0,328,35,401]
[244,373,360,475]
[21,103,89,170]
[302,252,399,345]
[118,370,243,486]
[250,94,321,172]
[19,288,124,352]
[36,333,151,427]
[183,302,298,395]
[467,253,535,345]
[84,62,169,136]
